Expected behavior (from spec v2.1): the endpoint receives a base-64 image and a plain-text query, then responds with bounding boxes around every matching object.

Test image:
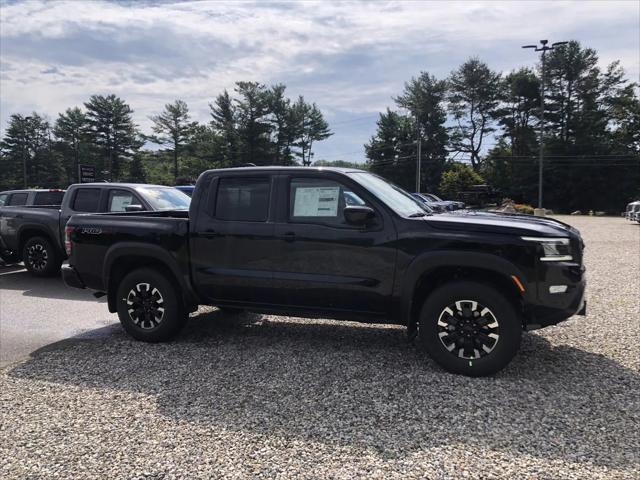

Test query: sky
[1,0,638,164]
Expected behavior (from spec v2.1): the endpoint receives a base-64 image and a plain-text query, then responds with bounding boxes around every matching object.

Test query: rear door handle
[283,232,296,242]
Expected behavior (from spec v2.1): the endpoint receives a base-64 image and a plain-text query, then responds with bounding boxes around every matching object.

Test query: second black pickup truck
[63,167,586,376]
[0,183,191,275]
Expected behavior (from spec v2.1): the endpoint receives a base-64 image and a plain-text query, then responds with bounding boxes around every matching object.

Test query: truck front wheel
[22,236,62,277]
[116,267,186,342]
[418,281,522,377]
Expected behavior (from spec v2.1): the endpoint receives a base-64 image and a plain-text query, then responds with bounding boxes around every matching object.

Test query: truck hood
[425,210,579,237]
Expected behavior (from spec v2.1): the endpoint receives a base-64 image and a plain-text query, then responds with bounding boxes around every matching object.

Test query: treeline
[366,41,640,212]
[0,82,332,189]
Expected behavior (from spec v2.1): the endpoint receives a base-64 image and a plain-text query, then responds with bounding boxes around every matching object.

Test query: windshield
[348,172,432,216]
[426,193,442,202]
[138,187,191,211]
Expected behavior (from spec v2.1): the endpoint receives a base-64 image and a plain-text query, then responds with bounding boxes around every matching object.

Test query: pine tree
[84,94,140,181]
[149,100,195,182]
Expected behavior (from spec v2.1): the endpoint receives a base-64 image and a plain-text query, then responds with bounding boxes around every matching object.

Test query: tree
[53,107,90,184]
[395,71,449,191]
[439,162,484,200]
[448,58,502,170]
[149,100,194,182]
[0,113,61,189]
[234,81,272,165]
[365,109,416,191]
[84,94,140,181]
[496,68,540,156]
[210,90,239,167]
[294,97,332,166]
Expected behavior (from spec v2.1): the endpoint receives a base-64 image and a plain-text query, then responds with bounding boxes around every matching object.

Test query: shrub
[439,163,483,200]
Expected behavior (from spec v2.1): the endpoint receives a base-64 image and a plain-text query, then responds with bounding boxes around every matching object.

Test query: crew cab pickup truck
[0,189,66,207]
[0,183,190,275]
[63,167,586,376]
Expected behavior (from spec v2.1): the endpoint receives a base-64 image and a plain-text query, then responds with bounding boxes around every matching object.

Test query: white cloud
[1,0,638,161]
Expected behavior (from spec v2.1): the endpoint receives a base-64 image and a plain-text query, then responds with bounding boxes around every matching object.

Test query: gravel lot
[1,215,639,479]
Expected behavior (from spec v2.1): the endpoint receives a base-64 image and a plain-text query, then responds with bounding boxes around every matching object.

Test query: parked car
[63,167,586,377]
[423,193,465,211]
[413,193,464,212]
[0,183,190,275]
[174,185,195,197]
[412,193,446,213]
[624,201,640,221]
[0,189,65,207]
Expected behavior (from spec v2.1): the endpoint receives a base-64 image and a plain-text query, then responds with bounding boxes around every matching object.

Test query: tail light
[64,226,75,256]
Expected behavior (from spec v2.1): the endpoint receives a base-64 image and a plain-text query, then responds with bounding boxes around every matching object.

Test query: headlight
[521,236,573,262]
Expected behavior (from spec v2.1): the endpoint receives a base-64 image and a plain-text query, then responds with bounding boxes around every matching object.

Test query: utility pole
[522,40,567,211]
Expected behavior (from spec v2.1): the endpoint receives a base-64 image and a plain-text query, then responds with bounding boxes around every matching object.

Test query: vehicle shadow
[7,309,639,469]
[0,269,106,302]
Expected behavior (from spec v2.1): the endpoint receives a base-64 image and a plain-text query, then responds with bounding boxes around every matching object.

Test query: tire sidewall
[418,281,522,376]
[116,267,185,342]
[22,236,60,277]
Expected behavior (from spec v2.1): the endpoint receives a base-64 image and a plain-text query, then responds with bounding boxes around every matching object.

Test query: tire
[116,267,186,342]
[418,281,522,377]
[22,236,62,277]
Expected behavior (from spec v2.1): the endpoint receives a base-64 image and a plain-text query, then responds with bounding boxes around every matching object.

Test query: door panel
[191,175,280,305]
[271,174,397,315]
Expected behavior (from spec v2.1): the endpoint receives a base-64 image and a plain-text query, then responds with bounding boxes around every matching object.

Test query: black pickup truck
[63,167,586,376]
[0,183,190,275]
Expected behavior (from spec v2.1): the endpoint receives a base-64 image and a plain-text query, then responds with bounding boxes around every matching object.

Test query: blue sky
[1,0,638,164]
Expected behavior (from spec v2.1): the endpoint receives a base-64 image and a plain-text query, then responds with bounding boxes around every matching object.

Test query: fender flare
[16,223,58,252]
[103,242,198,311]
[399,251,532,325]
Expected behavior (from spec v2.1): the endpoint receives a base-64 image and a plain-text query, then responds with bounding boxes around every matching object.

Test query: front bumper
[525,262,587,330]
[62,265,85,289]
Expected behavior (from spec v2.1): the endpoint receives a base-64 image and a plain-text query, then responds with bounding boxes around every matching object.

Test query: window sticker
[111,194,133,212]
[293,186,340,217]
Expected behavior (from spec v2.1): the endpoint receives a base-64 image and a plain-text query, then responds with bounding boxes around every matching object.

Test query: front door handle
[201,230,219,238]
[283,232,296,242]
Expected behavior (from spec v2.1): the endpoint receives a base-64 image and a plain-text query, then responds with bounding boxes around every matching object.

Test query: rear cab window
[7,193,28,206]
[72,188,101,212]
[215,177,270,222]
[33,191,65,206]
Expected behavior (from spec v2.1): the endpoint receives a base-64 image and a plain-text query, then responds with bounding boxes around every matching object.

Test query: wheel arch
[18,226,55,257]
[401,251,530,331]
[104,243,198,313]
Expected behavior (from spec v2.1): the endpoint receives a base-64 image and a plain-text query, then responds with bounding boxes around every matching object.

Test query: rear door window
[108,190,143,212]
[72,188,101,212]
[7,193,28,206]
[0,194,7,206]
[215,177,270,222]
[33,191,65,206]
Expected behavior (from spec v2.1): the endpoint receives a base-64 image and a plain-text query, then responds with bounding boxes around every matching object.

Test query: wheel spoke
[437,299,500,360]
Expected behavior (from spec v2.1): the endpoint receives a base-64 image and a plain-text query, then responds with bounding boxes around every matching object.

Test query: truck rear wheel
[22,236,62,277]
[418,281,522,377]
[116,267,186,342]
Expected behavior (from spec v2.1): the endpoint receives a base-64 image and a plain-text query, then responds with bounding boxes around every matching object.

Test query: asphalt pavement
[0,263,117,367]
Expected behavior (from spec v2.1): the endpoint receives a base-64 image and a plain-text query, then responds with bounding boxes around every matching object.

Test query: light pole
[522,40,567,211]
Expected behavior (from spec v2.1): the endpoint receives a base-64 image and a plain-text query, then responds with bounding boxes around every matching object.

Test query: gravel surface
[1,215,639,479]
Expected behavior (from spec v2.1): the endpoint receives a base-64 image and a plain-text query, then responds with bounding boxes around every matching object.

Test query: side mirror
[124,204,145,212]
[344,206,375,226]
